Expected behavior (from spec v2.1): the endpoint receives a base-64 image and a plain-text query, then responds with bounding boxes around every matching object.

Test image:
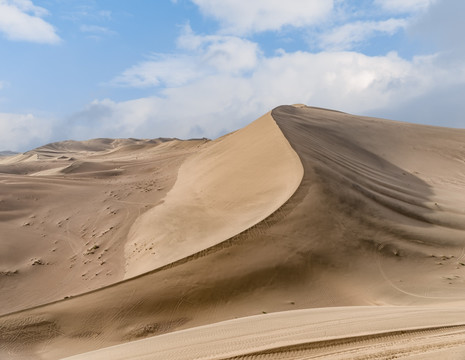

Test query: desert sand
[1,105,465,359]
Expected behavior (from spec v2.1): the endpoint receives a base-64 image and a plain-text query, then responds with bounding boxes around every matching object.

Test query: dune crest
[124,112,303,277]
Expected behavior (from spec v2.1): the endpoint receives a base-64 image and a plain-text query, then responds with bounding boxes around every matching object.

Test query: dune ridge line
[124,111,304,277]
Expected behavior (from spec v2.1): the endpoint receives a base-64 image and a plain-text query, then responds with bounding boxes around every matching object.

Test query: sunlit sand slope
[124,112,303,277]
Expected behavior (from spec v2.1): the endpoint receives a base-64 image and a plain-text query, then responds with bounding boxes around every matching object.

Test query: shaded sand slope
[2,105,465,359]
[272,105,465,302]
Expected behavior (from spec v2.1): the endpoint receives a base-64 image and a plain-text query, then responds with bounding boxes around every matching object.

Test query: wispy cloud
[5,0,48,16]
[374,0,437,13]
[97,10,112,20]
[0,0,61,44]
[80,24,115,35]
[318,18,408,51]
[62,4,111,22]
[111,54,200,88]
[111,25,259,88]
[80,24,116,40]
[191,0,334,35]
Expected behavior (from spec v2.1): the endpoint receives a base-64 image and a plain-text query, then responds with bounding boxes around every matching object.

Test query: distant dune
[0,151,18,157]
[1,105,465,359]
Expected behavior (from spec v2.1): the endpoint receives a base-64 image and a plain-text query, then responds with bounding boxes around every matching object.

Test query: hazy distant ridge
[0,151,18,157]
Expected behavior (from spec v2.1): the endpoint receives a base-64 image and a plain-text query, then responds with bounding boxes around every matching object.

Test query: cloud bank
[0,113,54,151]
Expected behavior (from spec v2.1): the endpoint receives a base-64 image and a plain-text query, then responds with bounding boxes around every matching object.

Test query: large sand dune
[1,105,465,359]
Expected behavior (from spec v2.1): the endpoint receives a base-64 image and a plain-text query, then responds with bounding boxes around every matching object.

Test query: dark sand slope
[2,105,465,359]
[272,105,465,303]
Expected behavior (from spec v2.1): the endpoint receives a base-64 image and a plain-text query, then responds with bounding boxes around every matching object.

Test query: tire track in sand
[226,325,465,360]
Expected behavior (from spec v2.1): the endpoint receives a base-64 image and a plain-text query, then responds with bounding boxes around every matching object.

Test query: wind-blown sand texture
[1,105,465,359]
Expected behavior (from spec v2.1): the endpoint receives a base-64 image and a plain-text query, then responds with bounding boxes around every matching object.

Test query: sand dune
[1,105,465,359]
[125,112,303,277]
[0,151,18,158]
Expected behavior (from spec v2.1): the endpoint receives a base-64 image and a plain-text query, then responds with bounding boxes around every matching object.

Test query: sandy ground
[62,306,465,360]
[1,105,465,359]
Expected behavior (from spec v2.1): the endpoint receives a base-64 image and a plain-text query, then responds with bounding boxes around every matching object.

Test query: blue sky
[0,0,464,151]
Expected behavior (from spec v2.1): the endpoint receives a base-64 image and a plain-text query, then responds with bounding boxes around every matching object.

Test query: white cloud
[0,113,54,151]
[111,54,199,88]
[112,27,259,87]
[374,0,437,13]
[68,98,161,138]
[6,0,48,16]
[80,24,116,40]
[89,44,457,145]
[12,46,465,151]
[0,0,60,44]
[191,0,334,34]
[318,18,408,51]
[80,25,115,35]
[178,27,260,73]
[249,51,441,113]
[65,82,257,142]
[112,29,444,113]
